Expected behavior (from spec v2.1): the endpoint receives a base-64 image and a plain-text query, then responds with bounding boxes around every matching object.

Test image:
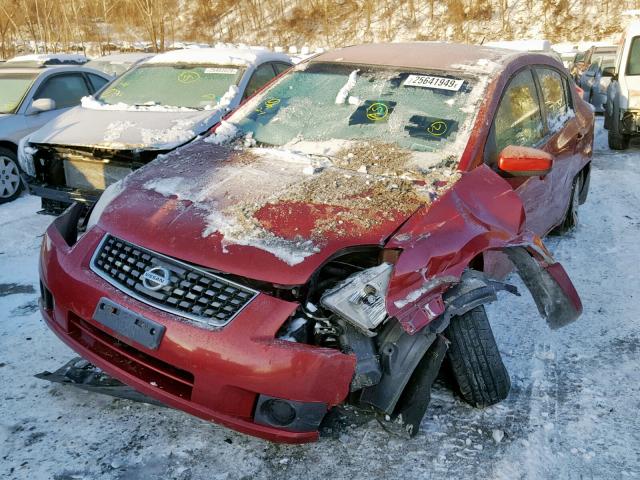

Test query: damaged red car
[39,43,593,443]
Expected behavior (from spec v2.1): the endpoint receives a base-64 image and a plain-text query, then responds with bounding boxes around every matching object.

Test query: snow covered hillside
[0,118,639,479]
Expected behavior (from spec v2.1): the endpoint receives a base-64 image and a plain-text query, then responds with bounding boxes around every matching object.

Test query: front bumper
[39,218,355,443]
[28,181,100,208]
[620,109,640,134]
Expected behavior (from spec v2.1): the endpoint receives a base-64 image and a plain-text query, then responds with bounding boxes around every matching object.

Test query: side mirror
[29,98,56,114]
[602,66,616,78]
[497,145,553,177]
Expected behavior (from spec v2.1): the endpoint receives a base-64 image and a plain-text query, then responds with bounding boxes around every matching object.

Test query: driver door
[484,68,553,236]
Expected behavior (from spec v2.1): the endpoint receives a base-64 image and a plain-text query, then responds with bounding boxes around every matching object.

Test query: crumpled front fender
[384,165,582,333]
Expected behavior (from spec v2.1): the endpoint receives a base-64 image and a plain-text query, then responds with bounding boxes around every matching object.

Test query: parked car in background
[86,52,153,78]
[559,50,579,70]
[574,45,617,81]
[570,50,586,79]
[19,47,292,213]
[605,22,640,150]
[39,43,590,442]
[578,54,616,112]
[0,61,110,204]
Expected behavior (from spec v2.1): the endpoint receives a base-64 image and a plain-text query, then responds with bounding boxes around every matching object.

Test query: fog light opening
[260,399,297,426]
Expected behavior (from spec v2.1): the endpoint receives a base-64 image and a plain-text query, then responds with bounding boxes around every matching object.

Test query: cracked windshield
[231,63,479,158]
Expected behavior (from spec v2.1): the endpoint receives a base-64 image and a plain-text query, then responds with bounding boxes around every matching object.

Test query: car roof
[144,47,292,67]
[0,65,110,76]
[7,53,88,65]
[309,42,520,73]
[88,52,153,63]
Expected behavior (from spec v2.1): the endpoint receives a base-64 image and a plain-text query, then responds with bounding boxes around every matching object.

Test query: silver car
[0,60,111,203]
[20,47,292,213]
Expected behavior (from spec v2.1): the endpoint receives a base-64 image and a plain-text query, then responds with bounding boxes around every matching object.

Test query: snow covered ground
[1,118,639,479]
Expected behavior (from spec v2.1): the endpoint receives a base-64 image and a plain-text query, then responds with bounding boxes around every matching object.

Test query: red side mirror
[498,145,553,177]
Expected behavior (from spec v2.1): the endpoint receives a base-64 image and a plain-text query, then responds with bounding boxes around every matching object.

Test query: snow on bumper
[39,222,355,443]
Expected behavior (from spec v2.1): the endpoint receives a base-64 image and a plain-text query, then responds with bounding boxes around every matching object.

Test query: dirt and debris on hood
[217,142,460,240]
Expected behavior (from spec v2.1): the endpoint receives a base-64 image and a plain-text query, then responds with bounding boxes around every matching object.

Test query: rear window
[627,36,640,75]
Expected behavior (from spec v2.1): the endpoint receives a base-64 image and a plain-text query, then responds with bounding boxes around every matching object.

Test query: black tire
[0,147,24,204]
[608,105,630,150]
[552,174,581,235]
[445,305,510,408]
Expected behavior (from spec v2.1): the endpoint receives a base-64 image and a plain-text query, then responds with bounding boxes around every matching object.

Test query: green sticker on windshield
[178,71,201,84]
[349,100,396,125]
[404,115,458,141]
[248,97,284,123]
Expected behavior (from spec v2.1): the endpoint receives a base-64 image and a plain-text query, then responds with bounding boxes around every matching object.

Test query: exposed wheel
[0,147,24,204]
[445,305,510,408]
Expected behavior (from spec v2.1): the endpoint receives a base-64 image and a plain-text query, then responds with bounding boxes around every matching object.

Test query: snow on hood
[95,140,460,283]
[27,103,227,151]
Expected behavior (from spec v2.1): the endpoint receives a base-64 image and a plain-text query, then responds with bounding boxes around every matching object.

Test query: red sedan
[39,43,593,443]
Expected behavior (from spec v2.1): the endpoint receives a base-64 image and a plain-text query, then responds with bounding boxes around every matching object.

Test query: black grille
[90,235,258,327]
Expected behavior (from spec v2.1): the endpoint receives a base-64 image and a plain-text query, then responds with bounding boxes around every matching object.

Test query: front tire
[445,305,510,408]
[0,147,24,204]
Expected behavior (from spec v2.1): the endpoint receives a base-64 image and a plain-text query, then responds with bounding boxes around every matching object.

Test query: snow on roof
[485,39,552,52]
[7,53,88,64]
[145,47,290,67]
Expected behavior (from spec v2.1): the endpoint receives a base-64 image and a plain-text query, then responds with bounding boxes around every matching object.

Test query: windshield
[97,64,244,109]
[227,63,479,159]
[627,36,640,75]
[0,74,36,114]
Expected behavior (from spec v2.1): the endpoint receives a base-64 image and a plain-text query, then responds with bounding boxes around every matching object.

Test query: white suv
[604,23,640,150]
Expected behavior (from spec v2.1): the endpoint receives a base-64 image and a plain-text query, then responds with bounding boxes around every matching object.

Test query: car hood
[96,140,460,285]
[28,105,225,151]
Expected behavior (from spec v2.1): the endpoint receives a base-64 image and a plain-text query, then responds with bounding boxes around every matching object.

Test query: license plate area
[92,298,165,350]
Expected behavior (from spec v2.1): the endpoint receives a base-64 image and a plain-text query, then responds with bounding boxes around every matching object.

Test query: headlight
[320,263,393,335]
[87,179,125,229]
[17,135,36,177]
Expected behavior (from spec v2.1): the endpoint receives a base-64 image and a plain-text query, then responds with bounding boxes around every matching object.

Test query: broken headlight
[320,263,393,336]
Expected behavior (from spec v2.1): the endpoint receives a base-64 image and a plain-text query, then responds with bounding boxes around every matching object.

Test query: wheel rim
[0,155,21,199]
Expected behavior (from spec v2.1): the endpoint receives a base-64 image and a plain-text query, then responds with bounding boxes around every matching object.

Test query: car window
[35,73,90,109]
[244,63,277,99]
[627,36,640,75]
[273,62,291,75]
[492,69,544,155]
[88,73,109,92]
[536,68,569,132]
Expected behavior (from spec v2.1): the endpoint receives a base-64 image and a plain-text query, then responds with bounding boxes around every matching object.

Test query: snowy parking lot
[1,118,639,480]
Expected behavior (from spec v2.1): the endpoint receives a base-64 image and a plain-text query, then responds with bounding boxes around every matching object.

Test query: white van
[604,23,640,150]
